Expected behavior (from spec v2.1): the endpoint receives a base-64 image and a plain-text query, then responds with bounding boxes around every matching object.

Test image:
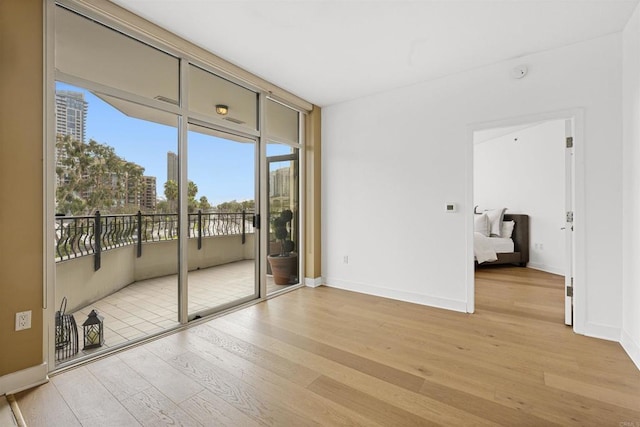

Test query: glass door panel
[54,82,179,366]
[187,124,258,317]
[266,143,300,295]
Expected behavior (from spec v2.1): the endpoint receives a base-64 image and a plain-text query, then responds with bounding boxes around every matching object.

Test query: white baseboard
[621,329,640,371]
[526,262,564,276]
[0,363,48,395]
[583,321,620,342]
[323,277,467,313]
[304,277,323,288]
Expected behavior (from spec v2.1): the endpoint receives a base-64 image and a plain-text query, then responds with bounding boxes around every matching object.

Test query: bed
[474,213,529,267]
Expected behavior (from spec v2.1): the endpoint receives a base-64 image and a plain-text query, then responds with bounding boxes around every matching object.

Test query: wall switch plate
[446,203,457,213]
[16,310,32,331]
[343,255,349,264]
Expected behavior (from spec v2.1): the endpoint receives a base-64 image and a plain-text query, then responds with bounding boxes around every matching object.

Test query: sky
[57,82,291,206]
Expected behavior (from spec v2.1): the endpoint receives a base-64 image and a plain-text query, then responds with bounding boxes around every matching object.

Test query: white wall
[323,34,623,340]
[474,120,566,274]
[56,245,136,313]
[622,3,640,369]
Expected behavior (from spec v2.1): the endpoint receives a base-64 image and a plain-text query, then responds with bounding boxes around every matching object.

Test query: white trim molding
[466,108,585,331]
[621,329,640,371]
[526,263,565,276]
[583,321,621,342]
[324,277,467,313]
[304,277,323,288]
[0,363,48,396]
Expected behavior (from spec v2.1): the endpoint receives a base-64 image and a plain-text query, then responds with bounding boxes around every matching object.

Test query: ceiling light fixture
[215,104,229,115]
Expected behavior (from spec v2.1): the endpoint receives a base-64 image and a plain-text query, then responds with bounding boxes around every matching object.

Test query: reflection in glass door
[266,143,300,295]
[187,124,258,318]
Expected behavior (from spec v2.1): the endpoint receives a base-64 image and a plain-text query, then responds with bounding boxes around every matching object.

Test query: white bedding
[474,232,515,264]
[490,237,515,254]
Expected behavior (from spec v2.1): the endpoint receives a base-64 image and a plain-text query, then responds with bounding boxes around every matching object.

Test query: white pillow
[485,208,507,237]
[474,213,489,236]
[501,220,515,239]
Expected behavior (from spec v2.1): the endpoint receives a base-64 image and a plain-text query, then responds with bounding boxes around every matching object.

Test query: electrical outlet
[15,310,32,331]
[343,255,349,264]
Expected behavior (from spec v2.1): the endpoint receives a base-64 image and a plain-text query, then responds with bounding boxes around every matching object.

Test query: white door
[564,119,574,326]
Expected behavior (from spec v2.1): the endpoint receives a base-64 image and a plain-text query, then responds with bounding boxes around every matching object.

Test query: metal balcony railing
[55,210,255,269]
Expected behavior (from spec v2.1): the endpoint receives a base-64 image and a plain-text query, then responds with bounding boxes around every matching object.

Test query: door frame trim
[183,122,261,321]
[466,108,585,335]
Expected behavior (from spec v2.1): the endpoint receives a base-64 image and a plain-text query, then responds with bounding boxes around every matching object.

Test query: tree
[156,200,171,214]
[164,179,200,212]
[215,199,255,213]
[199,196,211,212]
[164,180,178,212]
[188,181,198,199]
[188,181,198,213]
[56,135,145,215]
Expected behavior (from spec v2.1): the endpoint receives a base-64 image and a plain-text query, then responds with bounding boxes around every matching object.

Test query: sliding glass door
[50,2,303,369]
[186,124,258,318]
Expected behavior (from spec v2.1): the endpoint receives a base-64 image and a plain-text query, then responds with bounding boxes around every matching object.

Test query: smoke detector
[511,65,528,79]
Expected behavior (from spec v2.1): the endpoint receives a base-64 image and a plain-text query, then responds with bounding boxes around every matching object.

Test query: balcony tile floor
[64,260,289,364]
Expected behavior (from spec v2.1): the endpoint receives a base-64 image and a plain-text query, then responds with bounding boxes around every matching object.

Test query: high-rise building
[270,166,291,198]
[269,166,294,211]
[167,151,178,183]
[55,90,87,142]
[55,90,88,191]
[140,176,157,211]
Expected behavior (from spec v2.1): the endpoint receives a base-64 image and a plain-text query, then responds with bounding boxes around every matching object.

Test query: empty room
[1,0,640,425]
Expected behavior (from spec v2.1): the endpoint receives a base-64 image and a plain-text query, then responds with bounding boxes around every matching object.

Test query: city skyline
[55,82,284,207]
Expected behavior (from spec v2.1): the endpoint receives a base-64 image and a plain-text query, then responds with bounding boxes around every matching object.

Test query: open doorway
[471,116,575,326]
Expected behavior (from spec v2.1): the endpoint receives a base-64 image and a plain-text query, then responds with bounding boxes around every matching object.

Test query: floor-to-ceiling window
[53,5,183,365]
[265,100,302,294]
[54,82,180,363]
[51,2,304,368]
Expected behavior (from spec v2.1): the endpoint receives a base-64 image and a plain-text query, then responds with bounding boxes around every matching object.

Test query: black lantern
[82,309,104,350]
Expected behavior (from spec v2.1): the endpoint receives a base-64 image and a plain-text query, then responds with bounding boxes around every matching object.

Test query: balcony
[54,211,291,365]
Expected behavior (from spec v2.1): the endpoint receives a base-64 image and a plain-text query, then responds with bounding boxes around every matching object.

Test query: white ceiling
[111,0,639,107]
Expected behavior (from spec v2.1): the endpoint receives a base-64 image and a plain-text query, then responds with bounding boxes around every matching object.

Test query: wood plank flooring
[14,267,640,426]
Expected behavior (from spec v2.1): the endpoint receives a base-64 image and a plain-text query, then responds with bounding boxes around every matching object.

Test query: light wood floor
[15,267,640,426]
[60,260,289,366]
